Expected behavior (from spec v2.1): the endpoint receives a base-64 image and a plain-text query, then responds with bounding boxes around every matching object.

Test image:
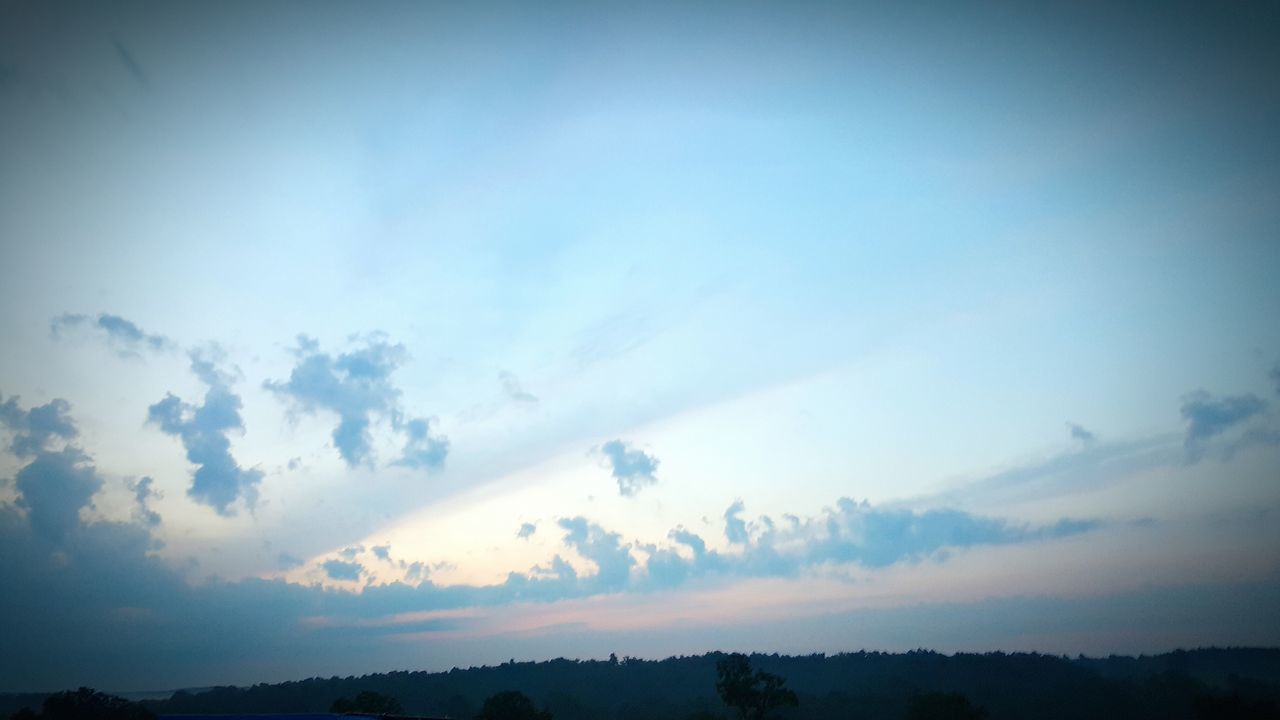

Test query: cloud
[724,500,749,545]
[0,450,1107,691]
[265,335,448,470]
[517,522,537,539]
[323,559,364,582]
[127,476,161,527]
[15,448,103,543]
[598,440,659,497]
[51,313,173,357]
[0,394,78,458]
[557,517,634,592]
[393,417,449,470]
[0,395,100,543]
[639,498,1101,589]
[1067,422,1095,444]
[500,371,538,403]
[0,397,1110,691]
[372,545,391,561]
[1180,390,1268,460]
[1270,361,1280,396]
[147,350,263,515]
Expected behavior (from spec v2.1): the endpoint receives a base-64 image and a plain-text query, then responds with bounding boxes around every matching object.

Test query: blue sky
[1,0,1279,692]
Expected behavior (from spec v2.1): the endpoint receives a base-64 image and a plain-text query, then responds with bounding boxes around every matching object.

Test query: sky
[1,0,1279,693]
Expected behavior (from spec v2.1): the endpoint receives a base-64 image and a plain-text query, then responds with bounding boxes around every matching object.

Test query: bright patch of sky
[1,0,1279,692]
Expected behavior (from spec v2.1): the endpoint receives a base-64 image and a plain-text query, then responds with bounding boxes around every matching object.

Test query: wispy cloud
[1180,390,1269,461]
[51,313,173,358]
[112,39,150,90]
[500,371,538,404]
[1067,422,1095,444]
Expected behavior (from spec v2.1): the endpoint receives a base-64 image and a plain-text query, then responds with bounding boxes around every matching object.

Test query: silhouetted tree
[12,688,155,720]
[1193,691,1280,720]
[715,654,798,720]
[476,690,552,720]
[907,692,986,720]
[331,690,403,714]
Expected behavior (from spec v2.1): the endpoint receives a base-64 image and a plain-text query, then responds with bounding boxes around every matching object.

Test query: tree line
[4,648,1278,720]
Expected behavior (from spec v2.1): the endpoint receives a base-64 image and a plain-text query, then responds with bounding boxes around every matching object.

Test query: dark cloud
[265,335,448,470]
[372,545,391,562]
[0,395,99,543]
[1270,361,1280,396]
[1180,390,1268,460]
[517,522,537,539]
[599,439,659,497]
[15,448,102,543]
[0,464,1106,691]
[0,396,1110,691]
[338,545,364,560]
[51,313,173,357]
[500,371,538,403]
[112,39,150,90]
[147,351,263,515]
[0,394,78,458]
[1067,422,1095,444]
[323,559,364,582]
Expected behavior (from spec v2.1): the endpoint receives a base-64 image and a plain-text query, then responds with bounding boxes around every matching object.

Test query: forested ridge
[5,648,1278,719]
[150,648,1280,719]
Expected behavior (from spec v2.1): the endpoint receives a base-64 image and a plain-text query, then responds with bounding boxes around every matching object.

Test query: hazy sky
[2,0,1279,692]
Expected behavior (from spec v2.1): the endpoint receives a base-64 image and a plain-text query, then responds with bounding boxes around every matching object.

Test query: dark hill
[7,648,1279,720]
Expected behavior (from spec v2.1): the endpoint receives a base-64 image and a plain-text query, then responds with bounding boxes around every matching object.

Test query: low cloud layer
[148,351,263,515]
[599,440,659,497]
[643,498,1098,589]
[1,390,1103,689]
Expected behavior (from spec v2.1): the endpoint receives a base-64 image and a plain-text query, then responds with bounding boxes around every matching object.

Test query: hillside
[134,648,1280,720]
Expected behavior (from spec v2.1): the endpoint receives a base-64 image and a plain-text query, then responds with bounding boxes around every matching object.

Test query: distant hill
[5,648,1279,720]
